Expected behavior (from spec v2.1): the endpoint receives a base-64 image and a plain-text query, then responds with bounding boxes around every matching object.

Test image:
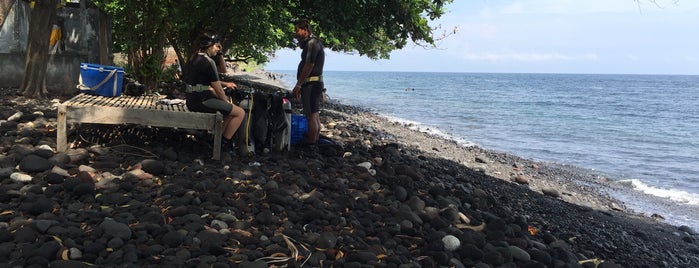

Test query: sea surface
[273,70,699,230]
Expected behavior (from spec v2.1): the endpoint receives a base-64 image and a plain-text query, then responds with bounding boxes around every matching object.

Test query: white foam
[383,115,478,147]
[618,179,699,206]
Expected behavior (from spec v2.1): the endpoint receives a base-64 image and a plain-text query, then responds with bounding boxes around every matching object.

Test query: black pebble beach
[1,80,698,267]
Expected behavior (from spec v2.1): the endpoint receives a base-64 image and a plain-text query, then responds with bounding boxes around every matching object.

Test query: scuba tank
[272,96,292,152]
[236,92,255,156]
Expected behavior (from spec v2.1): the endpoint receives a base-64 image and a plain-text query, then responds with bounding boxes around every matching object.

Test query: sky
[265,0,699,75]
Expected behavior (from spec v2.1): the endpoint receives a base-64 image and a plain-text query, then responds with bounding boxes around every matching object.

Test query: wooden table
[57,94,223,160]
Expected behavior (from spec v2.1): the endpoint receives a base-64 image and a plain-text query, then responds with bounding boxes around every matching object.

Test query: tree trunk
[21,0,58,99]
[0,0,16,27]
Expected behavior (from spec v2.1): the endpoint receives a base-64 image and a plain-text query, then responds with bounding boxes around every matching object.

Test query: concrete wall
[0,0,111,95]
[0,53,86,95]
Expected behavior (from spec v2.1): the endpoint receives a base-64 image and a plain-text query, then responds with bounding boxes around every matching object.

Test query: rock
[357,162,372,171]
[14,224,39,243]
[197,229,225,252]
[542,188,560,198]
[19,154,53,173]
[95,173,120,190]
[140,159,165,175]
[161,147,178,161]
[34,146,55,158]
[407,196,426,211]
[0,167,14,178]
[162,231,185,247]
[78,165,96,173]
[107,237,125,249]
[482,247,505,266]
[44,172,65,184]
[528,248,552,264]
[27,196,54,215]
[69,247,83,260]
[509,245,531,261]
[514,175,529,184]
[0,228,12,243]
[395,164,424,180]
[679,225,696,235]
[49,153,72,166]
[35,220,57,233]
[238,260,268,268]
[49,260,89,268]
[393,185,408,201]
[167,206,188,218]
[0,153,16,167]
[7,111,23,121]
[124,168,153,180]
[38,240,62,259]
[254,210,279,225]
[100,218,132,240]
[76,170,94,182]
[351,250,378,263]
[87,145,110,155]
[598,261,623,268]
[423,206,440,220]
[72,182,95,196]
[10,172,33,183]
[210,219,227,230]
[316,232,337,250]
[442,235,461,251]
[66,148,89,164]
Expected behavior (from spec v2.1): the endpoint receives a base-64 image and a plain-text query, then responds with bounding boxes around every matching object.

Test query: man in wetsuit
[292,19,325,145]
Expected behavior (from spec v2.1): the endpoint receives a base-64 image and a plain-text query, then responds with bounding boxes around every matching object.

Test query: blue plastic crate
[78,63,124,97]
[290,114,308,145]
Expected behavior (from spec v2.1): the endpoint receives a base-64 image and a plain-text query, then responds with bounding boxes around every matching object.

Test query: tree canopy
[90,0,453,88]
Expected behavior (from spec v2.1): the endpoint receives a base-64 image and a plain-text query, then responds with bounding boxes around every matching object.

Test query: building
[0,0,113,95]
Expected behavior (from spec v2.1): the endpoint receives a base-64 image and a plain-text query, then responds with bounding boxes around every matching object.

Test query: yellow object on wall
[49,25,61,46]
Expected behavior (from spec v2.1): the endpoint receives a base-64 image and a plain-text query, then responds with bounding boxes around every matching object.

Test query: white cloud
[493,0,692,15]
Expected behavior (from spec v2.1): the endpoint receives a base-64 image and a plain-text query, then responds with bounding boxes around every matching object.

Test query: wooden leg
[57,105,68,152]
[212,112,223,160]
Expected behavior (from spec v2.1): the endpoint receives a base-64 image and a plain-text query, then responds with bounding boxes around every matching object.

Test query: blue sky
[265,0,699,75]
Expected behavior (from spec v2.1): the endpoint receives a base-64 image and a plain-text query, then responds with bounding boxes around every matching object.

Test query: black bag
[235,90,291,155]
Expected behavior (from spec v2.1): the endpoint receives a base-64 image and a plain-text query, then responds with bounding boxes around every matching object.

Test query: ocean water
[273,71,699,229]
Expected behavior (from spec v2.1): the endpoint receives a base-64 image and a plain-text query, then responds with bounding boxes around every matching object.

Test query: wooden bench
[57,94,223,160]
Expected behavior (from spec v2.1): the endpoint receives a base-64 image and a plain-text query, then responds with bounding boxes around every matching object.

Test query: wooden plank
[64,106,218,130]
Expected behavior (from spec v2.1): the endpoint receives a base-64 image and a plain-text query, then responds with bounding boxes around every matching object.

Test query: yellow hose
[244,93,253,157]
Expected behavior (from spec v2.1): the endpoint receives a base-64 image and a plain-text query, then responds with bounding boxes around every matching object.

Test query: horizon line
[264,69,699,76]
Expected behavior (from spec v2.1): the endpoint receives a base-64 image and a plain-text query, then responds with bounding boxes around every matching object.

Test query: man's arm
[293,63,314,99]
[214,54,227,74]
[210,81,228,102]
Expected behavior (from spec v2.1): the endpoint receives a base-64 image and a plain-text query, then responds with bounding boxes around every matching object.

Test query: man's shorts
[301,81,324,114]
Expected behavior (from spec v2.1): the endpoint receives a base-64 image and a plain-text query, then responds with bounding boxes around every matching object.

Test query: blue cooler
[290,114,308,145]
[78,63,124,97]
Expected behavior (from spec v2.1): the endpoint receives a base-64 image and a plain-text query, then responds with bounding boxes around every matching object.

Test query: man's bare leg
[306,112,320,144]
